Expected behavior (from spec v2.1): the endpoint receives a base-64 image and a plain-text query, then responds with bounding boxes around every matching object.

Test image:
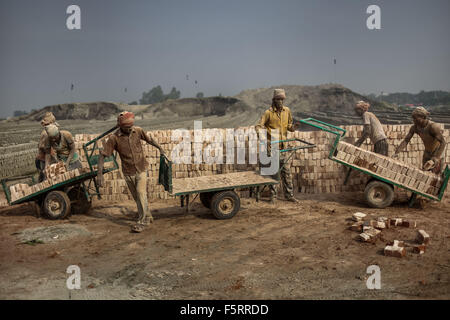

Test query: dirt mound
[16,102,122,122]
[142,97,252,118]
[235,84,397,114]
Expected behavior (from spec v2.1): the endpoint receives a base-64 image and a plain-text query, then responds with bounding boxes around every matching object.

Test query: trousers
[124,171,152,225]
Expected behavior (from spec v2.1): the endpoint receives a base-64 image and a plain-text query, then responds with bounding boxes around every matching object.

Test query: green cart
[299,118,449,208]
[158,138,315,219]
[1,127,119,219]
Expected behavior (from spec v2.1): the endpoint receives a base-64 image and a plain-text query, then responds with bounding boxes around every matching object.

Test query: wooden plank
[172,171,277,195]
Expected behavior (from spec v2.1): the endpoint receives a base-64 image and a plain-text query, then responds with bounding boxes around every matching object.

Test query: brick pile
[2,124,449,202]
[348,211,431,258]
[335,141,443,197]
[8,168,90,203]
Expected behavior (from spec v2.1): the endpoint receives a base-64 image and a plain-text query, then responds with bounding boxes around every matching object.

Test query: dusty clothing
[36,130,48,161]
[374,138,389,156]
[124,172,153,225]
[43,130,79,163]
[256,106,294,150]
[268,152,294,199]
[362,112,387,144]
[101,126,160,175]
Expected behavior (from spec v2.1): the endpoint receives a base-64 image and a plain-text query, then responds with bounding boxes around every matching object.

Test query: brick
[412,244,426,254]
[352,212,367,221]
[417,230,430,245]
[350,221,364,232]
[384,245,406,258]
[401,220,416,228]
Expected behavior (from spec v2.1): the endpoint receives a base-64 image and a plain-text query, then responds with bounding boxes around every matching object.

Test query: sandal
[131,224,145,233]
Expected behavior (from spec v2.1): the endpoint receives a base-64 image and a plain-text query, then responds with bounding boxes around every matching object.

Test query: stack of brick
[8,167,91,203]
[0,146,37,180]
[335,141,443,197]
[3,124,449,202]
[44,162,67,179]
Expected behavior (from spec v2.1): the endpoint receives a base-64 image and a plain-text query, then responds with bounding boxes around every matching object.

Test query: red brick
[417,230,430,245]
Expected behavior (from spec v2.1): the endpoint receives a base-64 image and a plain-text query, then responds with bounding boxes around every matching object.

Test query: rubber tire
[200,192,214,209]
[210,190,240,220]
[364,180,395,209]
[67,186,92,215]
[43,190,71,220]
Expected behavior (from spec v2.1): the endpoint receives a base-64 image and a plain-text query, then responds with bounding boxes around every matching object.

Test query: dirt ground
[0,191,449,300]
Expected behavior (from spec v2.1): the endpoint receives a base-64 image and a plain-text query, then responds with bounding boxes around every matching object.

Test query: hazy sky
[1,0,449,117]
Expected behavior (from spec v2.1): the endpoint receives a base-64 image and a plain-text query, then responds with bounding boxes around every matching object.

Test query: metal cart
[1,127,119,219]
[299,117,449,208]
[158,138,315,219]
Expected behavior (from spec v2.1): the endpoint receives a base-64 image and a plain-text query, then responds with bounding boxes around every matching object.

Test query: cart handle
[298,118,347,137]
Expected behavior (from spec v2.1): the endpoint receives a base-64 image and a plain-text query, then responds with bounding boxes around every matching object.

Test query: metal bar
[84,126,118,147]
[173,181,278,197]
[299,118,347,137]
[1,179,11,204]
[437,165,450,201]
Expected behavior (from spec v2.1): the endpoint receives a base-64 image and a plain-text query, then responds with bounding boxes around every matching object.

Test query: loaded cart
[1,127,119,219]
[158,138,315,219]
[299,118,450,208]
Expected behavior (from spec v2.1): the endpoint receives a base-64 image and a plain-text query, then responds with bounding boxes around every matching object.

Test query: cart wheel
[210,191,240,219]
[364,180,394,209]
[200,192,214,209]
[43,191,71,219]
[67,186,92,215]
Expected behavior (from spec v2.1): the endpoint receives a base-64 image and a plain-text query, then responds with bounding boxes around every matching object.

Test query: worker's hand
[97,173,104,187]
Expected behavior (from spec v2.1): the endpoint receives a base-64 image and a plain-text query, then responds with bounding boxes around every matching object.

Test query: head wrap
[40,112,59,127]
[355,100,370,112]
[273,89,286,100]
[45,124,60,138]
[412,107,430,119]
[117,111,135,128]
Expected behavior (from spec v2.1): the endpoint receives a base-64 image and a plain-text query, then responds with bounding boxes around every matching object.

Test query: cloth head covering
[117,111,135,128]
[40,112,59,127]
[273,89,286,100]
[412,107,430,119]
[355,100,370,112]
[45,124,60,138]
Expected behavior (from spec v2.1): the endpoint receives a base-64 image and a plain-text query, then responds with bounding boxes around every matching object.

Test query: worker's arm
[355,124,370,147]
[140,128,165,156]
[394,125,415,155]
[255,111,269,137]
[44,152,51,170]
[65,133,76,169]
[429,123,446,162]
[97,136,116,187]
[287,109,295,132]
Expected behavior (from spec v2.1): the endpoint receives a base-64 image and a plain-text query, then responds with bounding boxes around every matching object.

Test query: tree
[196,92,204,98]
[139,85,181,104]
[139,85,164,104]
[166,87,181,100]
